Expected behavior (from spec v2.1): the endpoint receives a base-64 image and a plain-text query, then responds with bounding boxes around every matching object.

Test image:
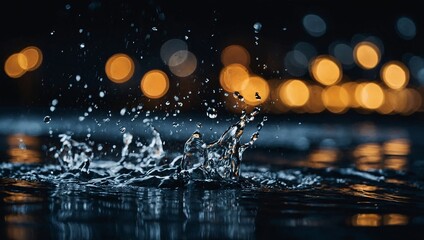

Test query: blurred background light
[302,14,327,37]
[279,79,310,107]
[105,53,135,83]
[329,41,355,69]
[239,75,269,106]
[219,63,250,93]
[160,39,188,66]
[4,53,27,78]
[322,85,349,113]
[380,61,409,90]
[284,50,309,77]
[20,46,43,71]
[353,41,381,70]
[140,69,169,99]
[221,44,251,67]
[310,55,342,86]
[168,50,197,77]
[395,17,416,40]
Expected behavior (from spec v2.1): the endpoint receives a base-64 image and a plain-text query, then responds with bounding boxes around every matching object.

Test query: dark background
[1,0,424,122]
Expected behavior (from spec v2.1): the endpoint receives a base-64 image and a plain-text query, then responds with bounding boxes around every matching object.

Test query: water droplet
[255,92,261,100]
[78,116,85,121]
[50,106,55,112]
[76,75,81,81]
[152,27,158,31]
[253,22,262,33]
[196,122,202,128]
[44,116,51,123]
[65,4,71,10]
[51,99,58,106]
[165,101,170,106]
[206,107,218,119]
[120,126,126,133]
[80,43,85,49]
[99,91,105,98]
[120,108,127,116]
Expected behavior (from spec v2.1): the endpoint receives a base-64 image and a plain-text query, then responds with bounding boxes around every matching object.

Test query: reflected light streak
[351,213,408,227]
[7,134,41,164]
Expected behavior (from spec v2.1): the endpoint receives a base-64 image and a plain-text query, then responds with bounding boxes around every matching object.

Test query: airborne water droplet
[44,116,51,123]
[206,107,218,119]
[255,92,261,100]
[253,22,262,33]
[120,126,126,133]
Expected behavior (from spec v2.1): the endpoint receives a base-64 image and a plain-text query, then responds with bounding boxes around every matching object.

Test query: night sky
[1,0,423,118]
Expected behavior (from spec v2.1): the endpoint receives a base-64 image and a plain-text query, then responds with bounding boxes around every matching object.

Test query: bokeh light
[219,63,250,92]
[302,14,327,37]
[4,53,27,78]
[168,50,197,77]
[279,79,310,107]
[396,17,416,40]
[357,82,384,110]
[310,55,342,86]
[20,46,43,71]
[240,75,270,106]
[353,41,381,70]
[160,39,188,66]
[329,42,354,69]
[221,45,251,67]
[284,50,309,77]
[380,61,409,90]
[105,53,135,83]
[321,85,349,113]
[140,70,169,99]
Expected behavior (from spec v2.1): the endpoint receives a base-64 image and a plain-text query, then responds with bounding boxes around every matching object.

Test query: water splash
[50,106,267,187]
[55,134,92,173]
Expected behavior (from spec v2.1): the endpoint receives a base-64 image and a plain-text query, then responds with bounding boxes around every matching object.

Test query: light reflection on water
[351,213,409,227]
[6,134,41,164]
[1,131,424,239]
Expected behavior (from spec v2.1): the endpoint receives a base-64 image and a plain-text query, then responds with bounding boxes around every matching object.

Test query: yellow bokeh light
[321,85,349,113]
[358,82,384,110]
[380,61,409,90]
[105,53,135,83]
[140,70,170,99]
[279,79,310,107]
[4,53,27,78]
[240,75,270,106]
[219,63,250,92]
[353,41,381,70]
[305,85,325,113]
[310,55,342,86]
[221,44,251,67]
[20,46,43,71]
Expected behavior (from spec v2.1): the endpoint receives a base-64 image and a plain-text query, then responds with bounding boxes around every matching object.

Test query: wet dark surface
[1,113,424,240]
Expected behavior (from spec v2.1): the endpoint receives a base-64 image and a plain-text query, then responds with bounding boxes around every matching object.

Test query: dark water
[1,113,424,240]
